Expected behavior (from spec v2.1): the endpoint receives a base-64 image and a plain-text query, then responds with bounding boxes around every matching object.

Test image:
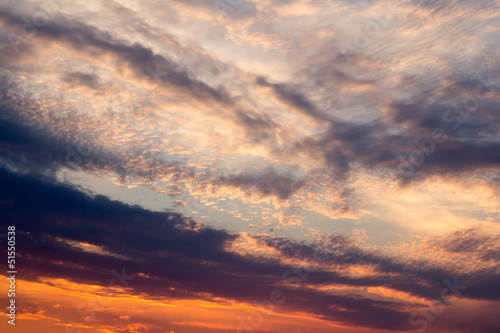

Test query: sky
[0,0,500,332]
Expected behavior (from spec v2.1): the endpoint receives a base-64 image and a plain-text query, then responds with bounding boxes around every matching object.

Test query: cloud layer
[1,0,500,332]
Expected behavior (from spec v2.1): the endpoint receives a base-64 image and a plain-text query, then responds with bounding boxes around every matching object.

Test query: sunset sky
[1,0,500,332]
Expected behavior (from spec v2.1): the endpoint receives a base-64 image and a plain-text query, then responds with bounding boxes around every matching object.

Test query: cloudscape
[1,0,500,332]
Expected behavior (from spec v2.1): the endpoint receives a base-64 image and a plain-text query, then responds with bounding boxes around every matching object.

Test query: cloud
[0,167,450,330]
[1,1,500,331]
[62,71,101,90]
[2,166,500,330]
[430,228,500,263]
[218,168,306,200]
[0,8,234,106]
